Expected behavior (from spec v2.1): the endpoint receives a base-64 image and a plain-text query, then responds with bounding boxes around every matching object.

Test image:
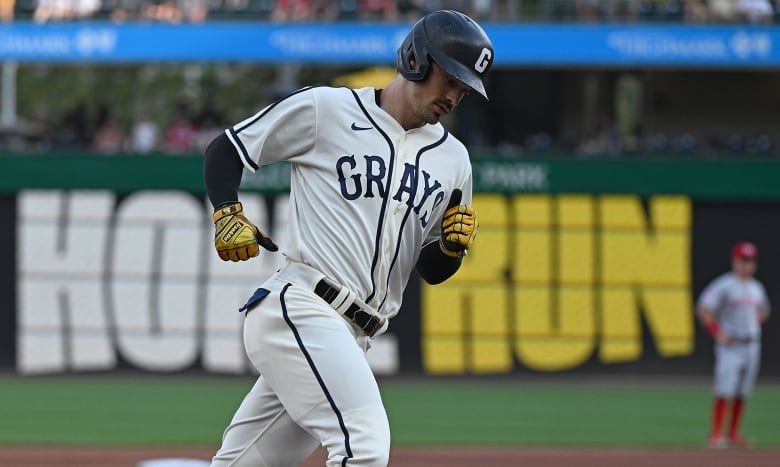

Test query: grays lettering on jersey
[225,85,473,321]
[698,272,770,340]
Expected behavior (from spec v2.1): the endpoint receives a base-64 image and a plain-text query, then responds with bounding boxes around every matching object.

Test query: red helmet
[731,241,758,261]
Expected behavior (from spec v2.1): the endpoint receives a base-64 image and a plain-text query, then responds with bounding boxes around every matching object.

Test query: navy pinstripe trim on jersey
[280,283,354,465]
[230,86,315,172]
[227,127,257,171]
[234,86,314,133]
[350,88,394,304]
[378,128,450,312]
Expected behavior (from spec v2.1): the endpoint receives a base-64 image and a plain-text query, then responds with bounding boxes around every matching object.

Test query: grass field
[1,375,779,448]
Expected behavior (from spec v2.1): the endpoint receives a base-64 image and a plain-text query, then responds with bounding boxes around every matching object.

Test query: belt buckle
[315,279,384,337]
[344,304,384,337]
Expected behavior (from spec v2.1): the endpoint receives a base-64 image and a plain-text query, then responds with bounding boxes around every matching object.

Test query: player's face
[412,62,471,125]
[733,258,757,278]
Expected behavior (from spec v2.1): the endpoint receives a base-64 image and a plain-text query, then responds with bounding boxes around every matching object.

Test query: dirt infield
[1,446,780,467]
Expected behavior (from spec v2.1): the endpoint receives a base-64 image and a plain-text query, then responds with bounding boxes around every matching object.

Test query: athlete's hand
[716,330,735,345]
[213,202,278,262]
[439,189,478,258]
[704,318,734,345]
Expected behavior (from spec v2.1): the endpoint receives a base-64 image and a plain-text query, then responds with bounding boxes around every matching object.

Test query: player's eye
[446,78,468,96]
[437,64,470,99]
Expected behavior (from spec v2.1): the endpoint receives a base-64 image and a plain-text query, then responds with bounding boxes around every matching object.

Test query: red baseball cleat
[727,435,754,449]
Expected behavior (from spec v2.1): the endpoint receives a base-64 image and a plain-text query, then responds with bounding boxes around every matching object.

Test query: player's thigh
[246,282,390,465]
[714,345,741,397]
[245,281,384,415]
[211,376,319,467]
[736,343,762,397]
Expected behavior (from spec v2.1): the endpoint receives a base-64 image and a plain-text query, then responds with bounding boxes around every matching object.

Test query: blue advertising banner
[490,24,777,67]
[0,22,410,63]
[0,21,778,67]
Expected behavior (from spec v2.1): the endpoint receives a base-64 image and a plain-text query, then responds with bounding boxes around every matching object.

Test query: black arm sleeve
[203,132,244,209]
[415,242,462,285]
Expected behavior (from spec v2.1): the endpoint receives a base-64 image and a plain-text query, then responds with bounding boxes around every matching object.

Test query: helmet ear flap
[397,29,430,82]
[407,52,432,81]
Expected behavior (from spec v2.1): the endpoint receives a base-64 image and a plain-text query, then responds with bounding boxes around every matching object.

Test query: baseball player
[203,10,493,466]
[697,241,770,449]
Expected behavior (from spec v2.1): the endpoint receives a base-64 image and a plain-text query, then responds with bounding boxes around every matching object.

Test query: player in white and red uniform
[203,11,494,466]
[696,241,771,448]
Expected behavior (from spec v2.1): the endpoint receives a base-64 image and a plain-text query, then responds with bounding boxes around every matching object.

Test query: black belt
[732,337,759,344]
[314,279,384,337]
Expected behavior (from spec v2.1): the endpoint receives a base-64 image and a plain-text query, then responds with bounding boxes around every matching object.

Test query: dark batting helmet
[397,10,495,99]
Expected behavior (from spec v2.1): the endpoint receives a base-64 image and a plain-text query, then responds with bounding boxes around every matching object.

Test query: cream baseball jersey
[225,85,473,319]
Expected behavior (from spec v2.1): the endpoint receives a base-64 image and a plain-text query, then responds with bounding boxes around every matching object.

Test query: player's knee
[353,432,390,466]
[327,408,390,466]
[331,443,389,467]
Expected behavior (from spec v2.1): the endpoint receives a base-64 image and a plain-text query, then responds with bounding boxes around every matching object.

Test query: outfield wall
[0,154,777,377]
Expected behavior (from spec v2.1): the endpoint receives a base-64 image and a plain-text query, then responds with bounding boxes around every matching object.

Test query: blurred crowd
[545,0,780,24]
[2,1,780,158]
[8,101,225,155]
[2,0,778,24]
[10,0,501,22]
[9,98,773,158]
[528,127,779,158]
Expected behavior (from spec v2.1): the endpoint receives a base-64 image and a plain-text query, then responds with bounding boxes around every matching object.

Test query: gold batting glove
[213,202,278,262]
[439,189,478,258]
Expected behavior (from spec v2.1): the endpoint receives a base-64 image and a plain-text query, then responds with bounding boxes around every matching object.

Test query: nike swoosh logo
[351,122,373,131]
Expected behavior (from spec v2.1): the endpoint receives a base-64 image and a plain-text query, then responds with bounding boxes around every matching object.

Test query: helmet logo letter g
[474,48,492,73]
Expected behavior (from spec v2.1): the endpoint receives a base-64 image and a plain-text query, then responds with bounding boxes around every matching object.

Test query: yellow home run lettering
[421,194,694,374]
[222,220,244,242]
